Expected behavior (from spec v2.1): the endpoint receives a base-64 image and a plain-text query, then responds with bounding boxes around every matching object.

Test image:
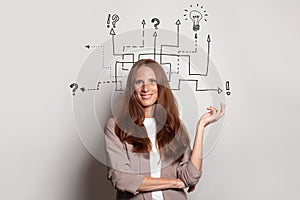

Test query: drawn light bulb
[189,10,203,31]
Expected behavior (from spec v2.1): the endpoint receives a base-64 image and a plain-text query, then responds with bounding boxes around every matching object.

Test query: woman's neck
[144,106,154,118]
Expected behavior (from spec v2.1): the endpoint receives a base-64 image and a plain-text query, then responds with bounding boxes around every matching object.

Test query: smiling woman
[104,59,225,200]
[134,66,158,117]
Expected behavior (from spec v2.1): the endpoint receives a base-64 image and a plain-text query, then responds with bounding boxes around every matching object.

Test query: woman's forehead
[135,66,156,78]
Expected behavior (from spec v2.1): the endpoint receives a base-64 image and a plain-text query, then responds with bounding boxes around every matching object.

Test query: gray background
[1,0,300,199]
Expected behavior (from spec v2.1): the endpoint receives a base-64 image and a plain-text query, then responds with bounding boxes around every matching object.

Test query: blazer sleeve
[104,118,145,195]
[176,146,202,187]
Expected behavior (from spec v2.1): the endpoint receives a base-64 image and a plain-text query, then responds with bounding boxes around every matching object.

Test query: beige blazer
[104,118,202,200]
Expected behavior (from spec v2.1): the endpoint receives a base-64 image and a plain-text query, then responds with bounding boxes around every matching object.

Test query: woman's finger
[216,103,226,119]
[210,106,219,121]
[219,103,226,118]
[215,107,222,119]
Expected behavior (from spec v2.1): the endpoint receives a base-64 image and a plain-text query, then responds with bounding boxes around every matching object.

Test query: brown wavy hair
[114,59,190,160]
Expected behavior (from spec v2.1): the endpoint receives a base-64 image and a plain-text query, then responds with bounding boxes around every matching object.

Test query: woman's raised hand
[198,103,226,128]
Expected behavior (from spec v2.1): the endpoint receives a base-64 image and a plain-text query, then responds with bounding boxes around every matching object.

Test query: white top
[143,118,164,200]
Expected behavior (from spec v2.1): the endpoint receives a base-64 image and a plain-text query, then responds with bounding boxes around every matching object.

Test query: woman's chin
[141,101,155,108]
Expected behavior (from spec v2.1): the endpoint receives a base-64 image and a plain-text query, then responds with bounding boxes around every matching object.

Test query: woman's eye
[150,79,157,84]
[135,80,143,85]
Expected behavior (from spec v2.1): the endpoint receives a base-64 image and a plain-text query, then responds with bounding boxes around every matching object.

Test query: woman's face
[134,66,158,109]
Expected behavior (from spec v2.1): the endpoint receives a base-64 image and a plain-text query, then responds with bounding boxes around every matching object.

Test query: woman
[105,59,225,200]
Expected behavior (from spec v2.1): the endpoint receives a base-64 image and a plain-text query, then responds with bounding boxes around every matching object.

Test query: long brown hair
[114,59,190,160]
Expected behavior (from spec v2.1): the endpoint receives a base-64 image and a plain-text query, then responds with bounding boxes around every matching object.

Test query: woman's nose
[141,83,150,91]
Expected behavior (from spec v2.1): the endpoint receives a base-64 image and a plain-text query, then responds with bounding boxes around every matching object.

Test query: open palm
[198,103,226,128]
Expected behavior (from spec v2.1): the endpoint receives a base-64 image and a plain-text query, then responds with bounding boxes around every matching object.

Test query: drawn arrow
[110,28,116,36]
[177,38,198,54]
[110,28,134,61]
[173,79,223,94]
[159,19,181,64]
[218,87,222,94]
[176,36,210,76]
[85,45,101,49]
[122,21,146,51]
[110,28,117,55]
[177,23,198,54]
[79,81,117,92]
[141,19,146,46]
[175,19,181,47]
[142,19,146,29]
[194,87,222,94]
[153,31,157,60]
[205,34,211,76]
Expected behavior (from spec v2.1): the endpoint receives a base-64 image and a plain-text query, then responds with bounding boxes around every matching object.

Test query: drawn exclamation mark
[107,14,111,28]
[226,81,231,96]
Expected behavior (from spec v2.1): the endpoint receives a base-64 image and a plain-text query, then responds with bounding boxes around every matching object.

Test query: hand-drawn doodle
[151,18,160,29]
[106,14,120,29]
[107,14,111,28]
[72,14,225,98]
[69,83,78,96]
[85,45,101,49]
[111,14,120,28]
[184,4,208,32]
[226,80,231,95]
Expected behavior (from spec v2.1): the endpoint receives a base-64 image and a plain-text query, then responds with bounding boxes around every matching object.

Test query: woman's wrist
[197,121,206,131]
[174,178,186,189]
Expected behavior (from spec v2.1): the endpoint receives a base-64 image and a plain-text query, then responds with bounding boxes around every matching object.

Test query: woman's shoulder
[105,117,116,127]
[104,117,117,135]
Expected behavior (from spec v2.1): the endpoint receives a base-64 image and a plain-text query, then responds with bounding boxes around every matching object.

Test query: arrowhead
[153,32,157,37]
[85,45,90,49]
[207,34,211,42]
[175,19,181,25]
[142,19,146,25]
[110,28,116,35]
[80,87,85,92]
[218,87,223,94]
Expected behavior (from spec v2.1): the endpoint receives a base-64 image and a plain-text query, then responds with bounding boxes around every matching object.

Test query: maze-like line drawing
[70,3,231,96]
[76,22,222,95]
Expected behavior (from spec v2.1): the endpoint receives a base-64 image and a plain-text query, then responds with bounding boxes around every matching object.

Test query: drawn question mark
[111,14,119,28]
[70,83,79,96]
[151,18,160,29]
